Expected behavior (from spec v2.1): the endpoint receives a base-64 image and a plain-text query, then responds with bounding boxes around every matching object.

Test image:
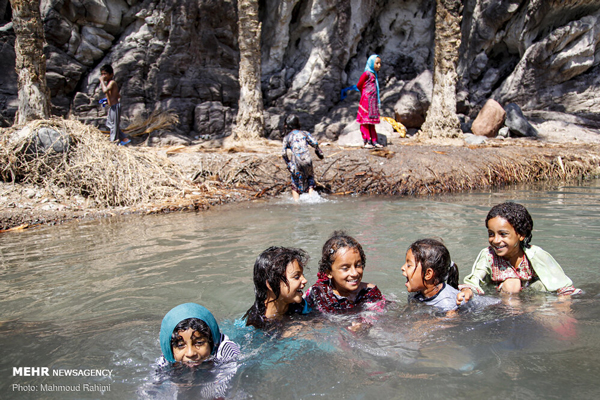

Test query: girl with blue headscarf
[159,303,240,366]
[356,54,382,148]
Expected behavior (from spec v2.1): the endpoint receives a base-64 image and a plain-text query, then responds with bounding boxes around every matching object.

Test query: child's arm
[99,77,116,95]
[304,132,324,159]
[457,248,493,303]
[356,71,369,91]
[525,246,582,295]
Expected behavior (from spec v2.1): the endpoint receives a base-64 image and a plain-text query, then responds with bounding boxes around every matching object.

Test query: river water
[1,181,600,399]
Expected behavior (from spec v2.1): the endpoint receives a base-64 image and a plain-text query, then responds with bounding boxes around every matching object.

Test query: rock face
[1,0,600,138]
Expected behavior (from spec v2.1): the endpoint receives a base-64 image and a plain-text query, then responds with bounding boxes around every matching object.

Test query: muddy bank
[2,136,599,232]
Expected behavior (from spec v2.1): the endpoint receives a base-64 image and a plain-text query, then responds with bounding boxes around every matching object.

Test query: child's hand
[315,147,324,160]
[347,321,370,333]
[456,288,473,305]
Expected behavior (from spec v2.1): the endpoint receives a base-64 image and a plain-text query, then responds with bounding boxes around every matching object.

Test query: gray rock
[497,126,510,138]
[193,102,235,137]
[393,70,433,129]
[463,133,486,145]
[337,121,389,146]
[337,121,363,146]
[505,103,538,137]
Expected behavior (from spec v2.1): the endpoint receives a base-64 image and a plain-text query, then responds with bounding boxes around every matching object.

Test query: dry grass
[123,110,179,137]
[0,118,193,207]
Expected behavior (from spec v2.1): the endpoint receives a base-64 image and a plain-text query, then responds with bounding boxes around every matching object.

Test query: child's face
[100,70,113,81]
[487,216,525,259]
[279,259,307,305]
[401,249,426,293]
[327,247,364,297]
[172,328,212,365]
[374,57,382,72]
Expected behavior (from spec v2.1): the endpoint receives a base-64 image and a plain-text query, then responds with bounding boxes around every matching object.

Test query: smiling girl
[457,202,581,304]
[159,303,240,367]
[243,246,311,329]
[306,231,385,313]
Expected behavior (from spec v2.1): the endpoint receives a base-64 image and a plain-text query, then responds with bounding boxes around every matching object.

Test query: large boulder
[10,126,71,155]
[471,99,506,137]
[505,103,538,137]
[337,121,389,146]
[393,70,433,129]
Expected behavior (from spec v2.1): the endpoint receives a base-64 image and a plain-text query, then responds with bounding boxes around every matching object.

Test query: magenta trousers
[360,124,378,143]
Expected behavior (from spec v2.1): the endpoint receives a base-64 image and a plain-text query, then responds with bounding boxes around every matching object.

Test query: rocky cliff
[1,0,599,140]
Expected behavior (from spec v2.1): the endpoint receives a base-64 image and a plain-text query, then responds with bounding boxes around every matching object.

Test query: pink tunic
[356,71,380,125]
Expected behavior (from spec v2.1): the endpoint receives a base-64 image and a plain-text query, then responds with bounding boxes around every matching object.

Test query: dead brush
[0,118,193,207]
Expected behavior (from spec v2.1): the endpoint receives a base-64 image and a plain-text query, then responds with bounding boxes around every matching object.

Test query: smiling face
[374,57,382,72]
[172,328,212,365]
[401,249,426,293]
[279,259,308,305]
[327,247,364,297]
[487,216,525,259]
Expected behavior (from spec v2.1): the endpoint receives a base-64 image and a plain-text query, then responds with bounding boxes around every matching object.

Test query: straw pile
[0,118,193,207]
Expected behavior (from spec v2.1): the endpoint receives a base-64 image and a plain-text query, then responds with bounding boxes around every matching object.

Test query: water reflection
[1,180,599,398]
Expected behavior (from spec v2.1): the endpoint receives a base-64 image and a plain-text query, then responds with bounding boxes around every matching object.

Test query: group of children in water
[158,201,581,369]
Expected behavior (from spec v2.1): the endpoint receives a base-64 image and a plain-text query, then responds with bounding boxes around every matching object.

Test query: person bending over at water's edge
[281,114,324,202]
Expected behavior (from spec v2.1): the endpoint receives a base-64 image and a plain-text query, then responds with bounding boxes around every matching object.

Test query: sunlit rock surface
[1,0,599,139]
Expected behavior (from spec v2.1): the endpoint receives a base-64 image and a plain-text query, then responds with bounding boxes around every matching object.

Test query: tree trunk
[419,0,462,139]
[9,0,50,125]
[233,0,264,141]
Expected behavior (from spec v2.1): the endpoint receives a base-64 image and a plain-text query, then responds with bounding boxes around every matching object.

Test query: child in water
[401,238,461,312]
[457,202,581,305]
[243,246,311,329]
[159,303,240,367]
[306,231,385,313]
[281,114,324,202]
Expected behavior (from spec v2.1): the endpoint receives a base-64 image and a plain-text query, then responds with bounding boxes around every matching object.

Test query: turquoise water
[1,180,600,399]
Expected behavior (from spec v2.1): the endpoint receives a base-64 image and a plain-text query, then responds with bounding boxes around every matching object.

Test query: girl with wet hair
[306,231,385,314]
[457,202,581,305]
[243,246,311,329]
[401,239,461,312]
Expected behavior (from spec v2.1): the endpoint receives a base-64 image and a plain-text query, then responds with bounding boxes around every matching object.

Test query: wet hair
[408,238,459,289]
[170,318,213,352]
[243,246,309,329]
[318,231,366,275]
[485,202,533,248]
[100,64,114,75]
[284,114,301,134]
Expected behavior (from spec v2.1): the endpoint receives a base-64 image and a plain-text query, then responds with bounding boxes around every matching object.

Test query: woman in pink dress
[356,54,382,148]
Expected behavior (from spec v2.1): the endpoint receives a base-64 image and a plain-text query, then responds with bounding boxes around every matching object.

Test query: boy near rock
[100,64,130,145]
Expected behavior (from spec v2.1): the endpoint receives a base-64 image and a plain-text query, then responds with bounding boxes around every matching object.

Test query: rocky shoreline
[2,129,599,232]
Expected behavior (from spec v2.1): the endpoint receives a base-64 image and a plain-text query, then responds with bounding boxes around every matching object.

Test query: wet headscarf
[160,303,221,363]
[364,54,381,106]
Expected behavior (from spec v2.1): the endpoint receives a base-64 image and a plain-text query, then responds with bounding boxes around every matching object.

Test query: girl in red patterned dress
[356,54,383,148]
[306,231,385,314]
